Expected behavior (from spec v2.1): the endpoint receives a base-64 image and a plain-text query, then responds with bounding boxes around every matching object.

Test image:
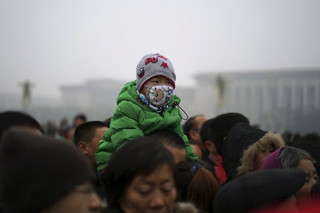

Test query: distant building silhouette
[59,79,196,122]
[194,69,320,133]
[58,70,320,133]
[60,79,122,108]
[60,79,124,120]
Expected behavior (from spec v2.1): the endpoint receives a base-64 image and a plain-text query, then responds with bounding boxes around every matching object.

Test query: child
[95,53,197,171]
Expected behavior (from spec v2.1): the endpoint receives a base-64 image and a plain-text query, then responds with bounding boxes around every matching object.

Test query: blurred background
[1,0,319,134]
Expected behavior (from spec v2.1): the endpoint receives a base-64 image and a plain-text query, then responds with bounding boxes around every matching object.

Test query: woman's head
[279,147,318,202]
[176,159,220,213]
[102,137,177,212]
[262,146,318,204]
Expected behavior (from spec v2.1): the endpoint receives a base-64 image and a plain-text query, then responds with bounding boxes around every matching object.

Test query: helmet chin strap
[137,90,169,113]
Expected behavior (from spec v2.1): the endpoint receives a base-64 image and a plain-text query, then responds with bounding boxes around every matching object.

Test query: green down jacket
[95,80,197,171]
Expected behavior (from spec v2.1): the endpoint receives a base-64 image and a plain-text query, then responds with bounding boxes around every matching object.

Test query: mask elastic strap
[176,104,189,120]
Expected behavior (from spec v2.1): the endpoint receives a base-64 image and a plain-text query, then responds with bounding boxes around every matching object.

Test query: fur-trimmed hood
[222,123,267,181]
[237,132,285,175]
[222,122,285,181]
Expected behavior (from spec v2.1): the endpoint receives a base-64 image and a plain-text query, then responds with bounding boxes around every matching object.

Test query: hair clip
[191,162,204,176]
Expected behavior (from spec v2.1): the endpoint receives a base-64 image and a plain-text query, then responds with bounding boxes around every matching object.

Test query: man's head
[183,115,208,147]
[149,129,186,164]
[74,121,108,168]
[0,128,102,213]
[202,112,249,156]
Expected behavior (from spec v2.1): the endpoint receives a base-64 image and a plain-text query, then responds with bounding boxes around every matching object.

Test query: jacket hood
[222,122,267,181]
[237,132,285,175]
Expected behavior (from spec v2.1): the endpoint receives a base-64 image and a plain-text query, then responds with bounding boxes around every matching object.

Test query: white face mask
[145,85,174,107]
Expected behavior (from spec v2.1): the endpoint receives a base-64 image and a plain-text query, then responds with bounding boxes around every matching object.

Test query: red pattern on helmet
[145,55,168,65]
[145,57,158,65]
[158,55,167,60]
[161,62,168,69]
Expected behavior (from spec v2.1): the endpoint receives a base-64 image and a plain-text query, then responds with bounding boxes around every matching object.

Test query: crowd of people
[0,53,320,213]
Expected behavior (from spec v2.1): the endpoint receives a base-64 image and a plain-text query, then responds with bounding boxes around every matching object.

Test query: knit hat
[213,169,306,213]
[262,146,287,170]
[136,53,176,92]
[0,128,95,213]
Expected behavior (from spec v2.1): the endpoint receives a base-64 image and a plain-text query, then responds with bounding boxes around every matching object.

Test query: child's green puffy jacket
[95,80,197,171]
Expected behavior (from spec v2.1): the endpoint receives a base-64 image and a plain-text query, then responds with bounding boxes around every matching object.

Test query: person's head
[262,146,318,204]
[199,119,213,148]
[148,129,186,164]
[208,112,249,156]
[294,133,320,177]
[74,121,108,168]
[0,128,102,213]
[0,110,43,139]
[237,131,285,176]
[102,137,177,213]
[176,159,220,213]
[199,119,214,163]
[136,53,176,111]
[183,115,208,147]
[222,122,285,181]
[73,113,87,128]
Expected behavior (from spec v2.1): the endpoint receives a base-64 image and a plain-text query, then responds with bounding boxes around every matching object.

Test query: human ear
[78,141,88,154]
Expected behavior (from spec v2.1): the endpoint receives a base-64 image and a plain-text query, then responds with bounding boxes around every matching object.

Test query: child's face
[141,76,173,95]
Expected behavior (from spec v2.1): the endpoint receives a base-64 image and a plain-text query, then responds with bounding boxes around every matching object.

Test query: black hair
[205,112,249,155]
[0,111,43,139]
[104,117,112,128]
[102,137,175,211]
[74,121,107,145]
[149,129,186,150]
[199,119,214,144]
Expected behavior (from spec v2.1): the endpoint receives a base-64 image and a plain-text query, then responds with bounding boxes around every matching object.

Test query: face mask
[144,85,174,107]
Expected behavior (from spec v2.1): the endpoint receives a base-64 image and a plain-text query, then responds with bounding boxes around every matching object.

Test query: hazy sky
[1,0,320,99]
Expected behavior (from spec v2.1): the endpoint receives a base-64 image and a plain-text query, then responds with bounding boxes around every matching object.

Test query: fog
[1,0,320,100]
